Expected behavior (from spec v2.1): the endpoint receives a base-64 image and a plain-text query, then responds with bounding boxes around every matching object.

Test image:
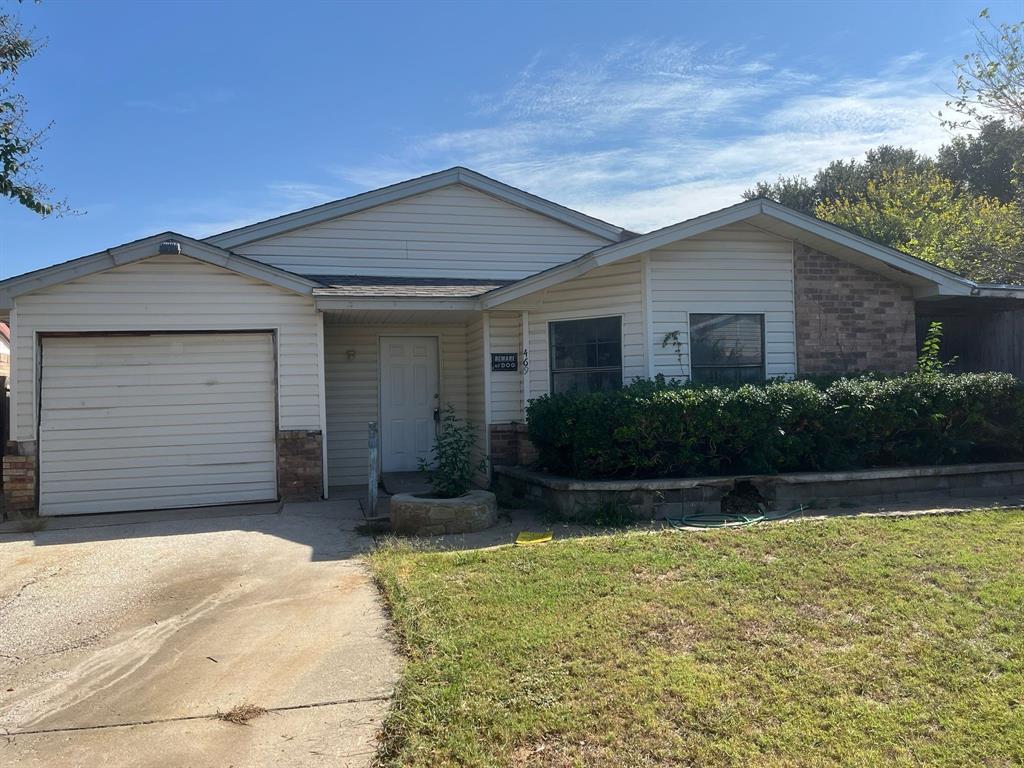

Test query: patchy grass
[370,510,1024,767]
[215,703,267,725]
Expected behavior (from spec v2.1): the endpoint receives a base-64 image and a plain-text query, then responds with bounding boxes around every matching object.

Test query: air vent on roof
[158,240,181,255]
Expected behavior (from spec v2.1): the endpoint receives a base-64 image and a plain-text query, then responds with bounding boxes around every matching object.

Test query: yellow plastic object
[515,530,553,546]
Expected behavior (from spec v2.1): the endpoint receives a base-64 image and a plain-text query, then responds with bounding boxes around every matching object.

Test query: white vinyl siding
[487,312,523,423]
[38,333,277,516]
[466,317,487,479]
[502,256,646,401]
[323,320,470,487]
[10,255,321,442]
[234,184,610,280]
[648,223,797,380]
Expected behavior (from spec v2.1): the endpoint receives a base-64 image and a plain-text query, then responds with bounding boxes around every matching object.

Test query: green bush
[418,403,487,497]
[526,373,1024,479]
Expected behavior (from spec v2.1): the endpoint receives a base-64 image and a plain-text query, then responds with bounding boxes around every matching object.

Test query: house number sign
[491,352,518,371]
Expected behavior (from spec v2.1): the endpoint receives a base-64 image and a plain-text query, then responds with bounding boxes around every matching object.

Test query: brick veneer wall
[489,423,538,468]
[793,244,917,375]
[276,430,324,501]
[3,440,37,518]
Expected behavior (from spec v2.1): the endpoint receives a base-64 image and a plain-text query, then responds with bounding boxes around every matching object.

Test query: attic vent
[158,239,181,255]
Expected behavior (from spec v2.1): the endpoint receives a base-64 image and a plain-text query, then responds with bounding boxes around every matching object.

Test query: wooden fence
[918,307,1024,378]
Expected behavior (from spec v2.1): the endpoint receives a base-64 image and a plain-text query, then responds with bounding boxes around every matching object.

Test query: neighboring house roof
[0,232,319,310]
[204,166,632,249]
[481,198,1014,308]
[307,275,512,298]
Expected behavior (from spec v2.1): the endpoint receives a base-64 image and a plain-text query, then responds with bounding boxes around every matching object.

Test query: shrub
[418,403,487,497]
[526,372,1024,479]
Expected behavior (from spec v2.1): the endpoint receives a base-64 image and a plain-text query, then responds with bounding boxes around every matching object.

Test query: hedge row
[526,373,1024,479]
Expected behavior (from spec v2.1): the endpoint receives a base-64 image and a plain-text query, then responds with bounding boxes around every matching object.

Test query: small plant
[419,403,487,498]
[661,330,686,377]
[576,497,636,527]
[917,321,958,374]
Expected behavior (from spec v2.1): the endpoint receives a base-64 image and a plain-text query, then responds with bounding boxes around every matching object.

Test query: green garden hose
[666,504,805,529]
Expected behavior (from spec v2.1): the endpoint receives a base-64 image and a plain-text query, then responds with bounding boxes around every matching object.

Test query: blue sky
[1,0,1020,278]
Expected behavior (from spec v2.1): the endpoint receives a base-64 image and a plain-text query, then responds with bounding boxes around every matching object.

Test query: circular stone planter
[389,489,498,536]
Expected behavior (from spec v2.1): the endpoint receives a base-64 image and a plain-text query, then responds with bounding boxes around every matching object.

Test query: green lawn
[369,511,1024,767]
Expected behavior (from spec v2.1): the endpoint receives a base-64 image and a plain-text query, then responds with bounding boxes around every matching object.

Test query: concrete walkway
[0,500,400,768]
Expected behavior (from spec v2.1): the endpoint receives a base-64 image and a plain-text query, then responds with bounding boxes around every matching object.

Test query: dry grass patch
[215,703,267,725]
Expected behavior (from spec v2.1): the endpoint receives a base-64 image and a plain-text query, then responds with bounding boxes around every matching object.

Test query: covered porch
[318,299,517,497]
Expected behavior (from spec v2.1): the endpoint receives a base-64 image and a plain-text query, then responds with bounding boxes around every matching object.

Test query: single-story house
[1,167,1021,517]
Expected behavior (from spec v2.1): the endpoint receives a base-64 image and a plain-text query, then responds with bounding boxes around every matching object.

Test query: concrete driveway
[0,501,400,767]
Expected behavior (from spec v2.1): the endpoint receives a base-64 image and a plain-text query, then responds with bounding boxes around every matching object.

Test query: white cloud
[342,40,957,232]
[157,39,960,238]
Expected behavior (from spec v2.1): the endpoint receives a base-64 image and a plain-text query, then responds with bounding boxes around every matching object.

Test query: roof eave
[482,199,986,308]
[0,232,319,307]
[314,295,481,312]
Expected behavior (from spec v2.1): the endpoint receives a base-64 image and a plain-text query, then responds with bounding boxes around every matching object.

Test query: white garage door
[39,332,278,516]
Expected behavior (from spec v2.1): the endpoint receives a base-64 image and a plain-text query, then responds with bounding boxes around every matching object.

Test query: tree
[940,9,1024,130]
[1,6,66,215]
[742,145,934,214]
[937,119,1024,202]
[743,175,818,213]
[817,169,1024,284]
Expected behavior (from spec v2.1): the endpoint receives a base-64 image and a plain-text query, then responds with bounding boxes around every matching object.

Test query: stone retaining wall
[495,463,1024,520]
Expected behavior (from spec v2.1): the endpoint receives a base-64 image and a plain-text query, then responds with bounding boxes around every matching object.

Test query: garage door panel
[42,405,276,430]
[39,333,279,516]
[40,384,275,406]
[38,430,275,456]
[40,450,276,475]
[43,468,278,492]
[41,487,276,517]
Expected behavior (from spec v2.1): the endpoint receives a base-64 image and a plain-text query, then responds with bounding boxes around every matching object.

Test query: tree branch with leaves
[940,8,1024,130]
[1,5,69,216]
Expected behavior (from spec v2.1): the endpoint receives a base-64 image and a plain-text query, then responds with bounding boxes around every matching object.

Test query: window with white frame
[689,313,765,384]
[548,316,622,393]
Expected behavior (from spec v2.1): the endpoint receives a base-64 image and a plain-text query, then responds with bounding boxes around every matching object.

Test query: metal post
[367,421,379,518]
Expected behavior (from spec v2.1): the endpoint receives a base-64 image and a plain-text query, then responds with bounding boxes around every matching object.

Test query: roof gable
[482,199,980,307]
[204,167,629,250]
[0,232,317,309]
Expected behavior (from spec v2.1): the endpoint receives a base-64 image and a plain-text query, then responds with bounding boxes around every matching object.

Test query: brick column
[3,441,38,518]
[793,244,917,375]
[489,423,537,467]
[276,430,324,501]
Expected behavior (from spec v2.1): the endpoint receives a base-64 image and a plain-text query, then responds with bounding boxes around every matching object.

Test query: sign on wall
[491,352,518,371]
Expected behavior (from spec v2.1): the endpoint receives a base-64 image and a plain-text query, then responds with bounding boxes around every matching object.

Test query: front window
[549,316,623,393]
[690,313,765,384]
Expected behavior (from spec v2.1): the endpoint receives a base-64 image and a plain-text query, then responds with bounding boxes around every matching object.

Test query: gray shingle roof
[306,274,512,298]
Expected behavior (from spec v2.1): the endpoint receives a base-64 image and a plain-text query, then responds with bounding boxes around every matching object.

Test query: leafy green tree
[817,169,1024,283]
[743,175,818,213]
[743,146,934,214]
[937,119,1024,202]
[1,5,67,215]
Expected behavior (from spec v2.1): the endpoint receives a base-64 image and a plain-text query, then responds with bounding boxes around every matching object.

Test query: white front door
[379,337,439,472]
